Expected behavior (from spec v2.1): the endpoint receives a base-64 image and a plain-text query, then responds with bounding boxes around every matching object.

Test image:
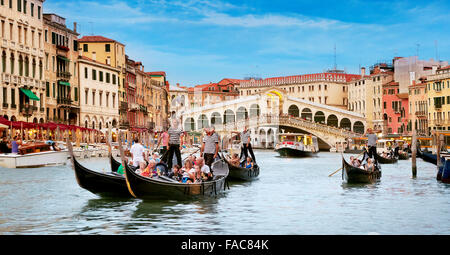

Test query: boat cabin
[276,133,319,153]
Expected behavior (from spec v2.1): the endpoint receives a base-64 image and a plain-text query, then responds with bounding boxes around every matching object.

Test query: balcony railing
[415,111,427,117]
[57,97,72,105]
[57,71,72,79]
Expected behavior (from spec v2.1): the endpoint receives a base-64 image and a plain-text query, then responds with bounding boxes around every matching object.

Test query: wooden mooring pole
[411,130,417,178]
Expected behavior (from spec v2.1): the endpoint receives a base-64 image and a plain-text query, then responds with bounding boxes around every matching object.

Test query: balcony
[57,97,73,106]
[129,103,139,111]
[57,45,70,52]
[415,111,427,117]
[2,73,11,83]
[57,71,72,79]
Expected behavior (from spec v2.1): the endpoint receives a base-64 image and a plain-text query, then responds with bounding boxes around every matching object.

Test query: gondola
[419,151,445,165]
[222,153,260,181]
[123,156,229,199]
[70,151,131,197]
[398,151,409,160]
[342,156,381,184]
[376,153,398,164]
[110,154,121,172]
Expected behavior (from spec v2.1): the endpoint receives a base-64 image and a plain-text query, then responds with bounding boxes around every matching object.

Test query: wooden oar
[328,149,366,177]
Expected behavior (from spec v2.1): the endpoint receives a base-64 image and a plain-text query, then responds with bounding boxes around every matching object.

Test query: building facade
[1,0,46,123]
[43,13,79,125]
[78,56,120,130]
[408,77,428,136]
[237,72,360,110]
[427,66,450,132]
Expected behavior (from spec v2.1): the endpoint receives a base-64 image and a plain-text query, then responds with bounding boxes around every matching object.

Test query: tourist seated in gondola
[193,165,203,184]
[181,160,195,183]
[365,158,375,171]
[196,157,212,181]
[245,157,254,169]
[350,156,361,168]
[139,161,151,177]
[152,152,161,163]
[117,157,128,175]
[168,164,182,182]
[230,153,240,167]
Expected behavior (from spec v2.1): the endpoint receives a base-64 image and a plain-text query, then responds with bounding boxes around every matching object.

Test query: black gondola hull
[377,154,398,164]
[275,147,317,157]
[342,157,381,184]
[71,156,130,196]
[124,160,228,199]
[224,157,260,181]
[110,154,121,172]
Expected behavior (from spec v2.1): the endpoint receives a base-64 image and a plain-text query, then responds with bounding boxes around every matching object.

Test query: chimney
[176,83,180,87]
[73,22,77,33]
[361,67,366,77]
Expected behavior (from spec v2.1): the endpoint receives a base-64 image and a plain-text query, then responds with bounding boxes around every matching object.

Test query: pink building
[382,81,409,135]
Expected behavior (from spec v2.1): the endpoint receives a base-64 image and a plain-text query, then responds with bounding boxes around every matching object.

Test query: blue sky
[44,0,450,86]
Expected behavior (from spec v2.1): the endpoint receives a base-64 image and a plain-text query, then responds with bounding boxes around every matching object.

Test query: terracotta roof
[383,81,399,87]
[78,35,123,45]
[396,93,409,99]
[147,71,166,76]
[439,65,450,70]
[78,55,119,71]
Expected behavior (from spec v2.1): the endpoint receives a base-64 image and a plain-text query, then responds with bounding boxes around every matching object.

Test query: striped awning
[20,88,40,101]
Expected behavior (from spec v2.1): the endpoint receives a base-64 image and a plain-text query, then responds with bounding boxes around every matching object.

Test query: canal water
[0,150,449,235]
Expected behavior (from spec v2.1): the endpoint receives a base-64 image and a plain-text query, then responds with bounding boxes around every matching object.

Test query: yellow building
[77,35,126,103]
[408,78,428,136]
[43,13,79,125]
[427,66,450,132]
[1,0,46,123]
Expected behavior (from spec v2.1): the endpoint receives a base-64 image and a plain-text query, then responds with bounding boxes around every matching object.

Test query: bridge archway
[314,111,325,124]
[236,106,248,121]
[327,114,338,127]
[301,108,312,121]
[184,117,195,131]
[210,112,222,126]
[250,104,260,117]
[353,121,365,134]
[224,109,235,124]
[197,114,209,129]
[340,118,351,131]
[288,104,299,117]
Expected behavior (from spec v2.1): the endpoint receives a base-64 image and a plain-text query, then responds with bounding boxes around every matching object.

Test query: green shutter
[58,81,70,86]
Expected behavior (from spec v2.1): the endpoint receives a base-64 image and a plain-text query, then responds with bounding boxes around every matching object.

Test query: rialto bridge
[172,88,366,150]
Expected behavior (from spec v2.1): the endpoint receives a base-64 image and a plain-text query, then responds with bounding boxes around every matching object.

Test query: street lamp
[22,102,34,123]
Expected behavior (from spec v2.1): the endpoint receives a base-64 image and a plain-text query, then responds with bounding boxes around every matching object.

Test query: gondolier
[201,127,219,169]
[237,126,256,163]
[365,128,378,162]
[166,119,185,170]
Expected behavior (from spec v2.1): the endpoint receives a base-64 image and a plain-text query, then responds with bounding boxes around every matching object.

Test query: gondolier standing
[166,119,185,170]
[201,127,219,169]
[365,128,378,162]
[239,125,256,163]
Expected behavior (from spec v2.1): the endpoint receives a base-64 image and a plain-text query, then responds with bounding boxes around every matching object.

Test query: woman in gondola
[245,157,254,169]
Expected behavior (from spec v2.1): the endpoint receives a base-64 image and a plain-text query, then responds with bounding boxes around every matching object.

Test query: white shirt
[201,165,211,175]
[130,143,145,167]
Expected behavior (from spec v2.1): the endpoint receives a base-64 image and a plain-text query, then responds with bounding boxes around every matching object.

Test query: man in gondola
[166,119,185,171]
[201,127,219,169]
[239,125,256,164]
[365,128,378,163]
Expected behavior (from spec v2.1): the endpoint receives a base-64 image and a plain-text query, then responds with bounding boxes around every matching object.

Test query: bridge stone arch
[210,112,222,126]
[301,107,312,121]
[327,114,338,127]
[236,106,248,121]
[224,109,235,124]
[314,111,325,124]
[288,104,299,117]
[184,117,195,131]
[197,114,209,129]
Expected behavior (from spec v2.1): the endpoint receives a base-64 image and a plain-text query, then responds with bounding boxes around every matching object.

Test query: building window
[84,67,88,79]
[74,87,78,101]
[99,71,103,82]
[46,82,49,97]
[92,69,96,80]
[37,6,41,19]
[105,44,110,52]
[83,44,88,52]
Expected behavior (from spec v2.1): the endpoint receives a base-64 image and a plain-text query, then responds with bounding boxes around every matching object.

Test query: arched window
[288,105,299,117]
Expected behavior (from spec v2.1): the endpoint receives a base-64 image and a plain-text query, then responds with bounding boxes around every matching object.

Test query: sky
[44,0,450,87]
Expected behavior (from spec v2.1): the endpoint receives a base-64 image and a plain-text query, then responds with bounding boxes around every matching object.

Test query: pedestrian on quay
[201,127,219,169]
[166,119,185,170]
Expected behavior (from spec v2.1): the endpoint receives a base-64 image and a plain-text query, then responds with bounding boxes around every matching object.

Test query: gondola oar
[328,149,366,177]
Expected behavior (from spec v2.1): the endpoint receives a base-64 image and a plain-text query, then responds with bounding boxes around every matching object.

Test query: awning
[20,88,40,101]
[57,55,70,62]
[58,81,70,86]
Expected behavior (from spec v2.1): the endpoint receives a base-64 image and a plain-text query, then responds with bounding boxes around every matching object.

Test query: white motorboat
[0,150,69,168]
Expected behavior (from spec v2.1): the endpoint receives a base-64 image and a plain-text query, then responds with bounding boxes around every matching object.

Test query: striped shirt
[168,127,183,145]
[203,132,219,154]
[241,131,251,145]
